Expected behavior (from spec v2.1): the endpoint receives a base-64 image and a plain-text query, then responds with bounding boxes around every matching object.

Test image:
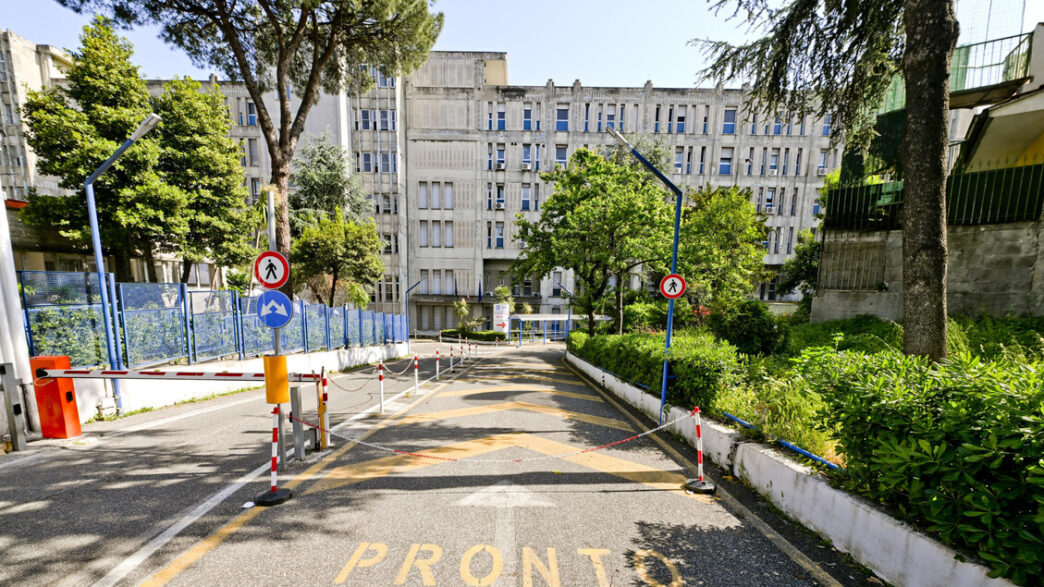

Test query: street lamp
[404,279,422,353]
[86,113,162,414]
[608,126,715,496]
[555,280,573,343]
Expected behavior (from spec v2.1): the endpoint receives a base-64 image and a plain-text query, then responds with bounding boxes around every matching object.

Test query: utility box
[30,356,81,439]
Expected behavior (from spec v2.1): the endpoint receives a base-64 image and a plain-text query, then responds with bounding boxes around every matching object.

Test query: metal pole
[1,363,27,451]
[267,188,281,356]
[607,127,684,425]
[290,384,304,460]
[404,280,421,354]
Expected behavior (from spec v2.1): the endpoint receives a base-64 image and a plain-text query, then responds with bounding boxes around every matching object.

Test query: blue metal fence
[17,271,406,368]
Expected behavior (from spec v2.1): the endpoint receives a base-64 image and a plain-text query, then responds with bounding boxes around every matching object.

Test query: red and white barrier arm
[35,368,322,383]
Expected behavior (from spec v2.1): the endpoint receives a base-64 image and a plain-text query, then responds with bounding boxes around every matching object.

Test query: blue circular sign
[256,290,294,329]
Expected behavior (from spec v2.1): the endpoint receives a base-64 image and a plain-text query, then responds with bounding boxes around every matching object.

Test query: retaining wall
[565,351,1013,587]
[69,343,408,421]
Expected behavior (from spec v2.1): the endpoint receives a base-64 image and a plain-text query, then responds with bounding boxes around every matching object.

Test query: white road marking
[454,481,555,508]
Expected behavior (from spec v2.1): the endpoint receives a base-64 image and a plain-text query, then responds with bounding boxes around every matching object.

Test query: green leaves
[290,217,383,306]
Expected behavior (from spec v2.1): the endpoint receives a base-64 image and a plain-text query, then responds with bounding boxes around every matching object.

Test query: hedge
[440,329,507,342]
[568,330,741,410]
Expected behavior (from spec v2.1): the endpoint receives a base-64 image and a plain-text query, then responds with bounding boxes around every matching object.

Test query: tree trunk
[329,270,339,307]
[616,274,625,334]
[142,242,158,283]
[181,260,194,284]
[114,235,133,282]
[588,311,596,334]
[901,0,958,360]
[272,161,294,298]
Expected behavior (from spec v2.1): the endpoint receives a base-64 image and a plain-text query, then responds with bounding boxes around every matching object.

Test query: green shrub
[567,331,589,355]
[571,331,741,411]
[957,314,1044,361]
[796,347,1044,584]
[708,299,789,356]
[440,329,506,342]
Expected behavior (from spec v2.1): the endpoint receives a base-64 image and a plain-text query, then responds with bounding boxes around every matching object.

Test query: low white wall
[69,344,408,421]
[565,352,1012,587]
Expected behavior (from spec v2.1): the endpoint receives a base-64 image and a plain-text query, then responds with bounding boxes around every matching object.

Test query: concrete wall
[812,220,1044,321]
[64,343,408,423]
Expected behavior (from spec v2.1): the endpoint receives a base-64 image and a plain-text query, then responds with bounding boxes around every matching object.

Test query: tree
[290,217,383,307]
[696,0,959,360]
[493,286,515,314]
[677,186,768,310]
[778,230,821,297]
[154,76,257,283]
[514,149,673,333]
[452,298,482,333]
[289,132,369,237]
[67,0,444,290]
[20,17,188,281]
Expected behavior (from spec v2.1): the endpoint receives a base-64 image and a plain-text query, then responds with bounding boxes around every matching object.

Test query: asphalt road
[0,342,878,586]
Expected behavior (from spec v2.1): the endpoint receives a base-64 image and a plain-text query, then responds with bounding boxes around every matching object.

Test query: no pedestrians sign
[659,274,686,299]
[254,251,290,289]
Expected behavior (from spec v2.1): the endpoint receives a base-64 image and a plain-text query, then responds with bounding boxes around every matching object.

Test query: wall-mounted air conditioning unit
[521,163,532,170]
[817,167,827,176]
[768,169,778,176]
[496,162,506,170]
[765,205,775,214]
[495,202,506,210]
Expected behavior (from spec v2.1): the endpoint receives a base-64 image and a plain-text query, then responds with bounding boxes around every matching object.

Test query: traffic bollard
[411,354,418,398]
[378,362,385,415]
[684,407,717,494]
[255,406,292,506]
[436,349,440,380]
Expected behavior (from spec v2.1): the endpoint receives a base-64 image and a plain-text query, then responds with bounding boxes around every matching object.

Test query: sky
[2,1,1043,89]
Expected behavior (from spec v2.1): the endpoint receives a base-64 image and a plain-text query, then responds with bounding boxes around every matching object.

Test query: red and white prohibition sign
[659,274,687,299]
[254,251,290,289]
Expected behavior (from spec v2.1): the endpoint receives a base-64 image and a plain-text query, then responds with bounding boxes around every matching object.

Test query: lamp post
[404,280,421,353]
[555,280,573,343]
[607,127,683,425]
[86,113,162,414]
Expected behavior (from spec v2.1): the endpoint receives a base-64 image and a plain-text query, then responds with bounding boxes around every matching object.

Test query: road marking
[438,385,601,402]
[454,481,555,508]
[397,401,632,431]
[137,351,503,586]
[471,363,566,372]
[394,543,442,585]
[522,547,560,587]
[633,549,683,587]
[577,549,611,587]
[562,358,843,587]
[460,544,503,586]
[335,542,388,584]
[461,373,589,385]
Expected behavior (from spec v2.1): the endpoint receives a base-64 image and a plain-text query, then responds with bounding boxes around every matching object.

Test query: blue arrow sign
[257,290,293,329]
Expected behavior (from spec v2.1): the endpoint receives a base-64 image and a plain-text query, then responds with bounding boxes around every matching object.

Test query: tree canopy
[289,132,369,237]
[696,0,959,359]
[21,17,187,281]
[290,217,383,307]
[62,0,443,286]
[778,230,821,297]
[513,148,673,333]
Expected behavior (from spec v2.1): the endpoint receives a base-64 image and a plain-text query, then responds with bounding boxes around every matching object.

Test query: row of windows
[418,182,454,209]
[0,144,24,169]
[418,220,454,248]
[765,226,797,255]
[237,101,257,127]
[714,146,834,176]
[418,269,458,295]
[487,102,543,131]
[371,274,399,303]
[486,183,541,211]
[358,109,397,131]
[357,152,399,173]
[241,138,260,167]
[754,187,808,216]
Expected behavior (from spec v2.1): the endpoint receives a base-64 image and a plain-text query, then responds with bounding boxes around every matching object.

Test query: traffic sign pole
[267,188,282,357]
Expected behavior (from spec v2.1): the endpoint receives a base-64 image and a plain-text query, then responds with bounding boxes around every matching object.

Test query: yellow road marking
[462,373,583,385]
[142,386,445,587]
[304,432,702,500]
[438,385,601,402]
[472,363,566,372]
[561,358,843,587]
[396,401,632,431]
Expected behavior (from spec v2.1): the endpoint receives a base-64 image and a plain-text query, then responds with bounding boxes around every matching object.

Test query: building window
[607,105,616,130]
[534,184,540,210]
[419,183,428,209]
[487,144,494,170]
[769,148,779,173]
[819,149,829,172]
[686,148,693,174]
[703,105,710,134]
[654,105,661,133]
[760,147,767,175]
[419,221,428,247]
[487,183,493,210]
[555,146,568,167]
[584,103,590,132]
[522,185,532,211]
[495,222,505,248]
[432,221,441,247]
[496,145,506,167]
[444,183,454,209]
[765,187,776,211]
[699,146,706,174]
[380,110,390,131]
[497,104,506,130]
[240,143,247,167]
[250,178,261,202]
[496,184,505,207]
[360,110,371,130]
[445,221,454,248]
[791,189,798,215]
[556,106,569,131]
[552,271,563,296]
[522,144,531,165]
[667,107,673,133]
[247,102,257,126]
[534,145,541,170]
[778,189,786,215]
[719,147,733,175]
[488,102,493,130]
[382,194,393,214]
[750,113,758,135]
[675,107,685,133]
[747,148,754,174]
[782,149,789,175]
[799,115,806,135]
[361,153,372,173]
[3,103,14,125]
[812,199,821,216]
[248,139,259,166]
[431,182,441,209]
[722,108,736,134]
[822,113,832,136]
[773,114,782,135]
[674,148,684,173]
[795,149,803,176]
[486,222,493,248]
[786,227,794,254]
[523,105,532,131]
[773,227,781,254]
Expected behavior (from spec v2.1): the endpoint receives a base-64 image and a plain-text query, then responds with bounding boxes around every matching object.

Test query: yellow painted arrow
[396,401,631,431]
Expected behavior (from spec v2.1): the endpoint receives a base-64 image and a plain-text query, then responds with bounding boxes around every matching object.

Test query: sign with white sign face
[257,290,294,329]
[659,274,687,299]
[493,303,510,333]
[254,251,290,289]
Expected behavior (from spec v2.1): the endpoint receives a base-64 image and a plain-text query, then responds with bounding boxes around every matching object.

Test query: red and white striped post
[684,407,716,494]
[378,362,385,414]
[449,347,454,372]
[255,406,293,506]
[411,354,419,397]
[435,349,440,380]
